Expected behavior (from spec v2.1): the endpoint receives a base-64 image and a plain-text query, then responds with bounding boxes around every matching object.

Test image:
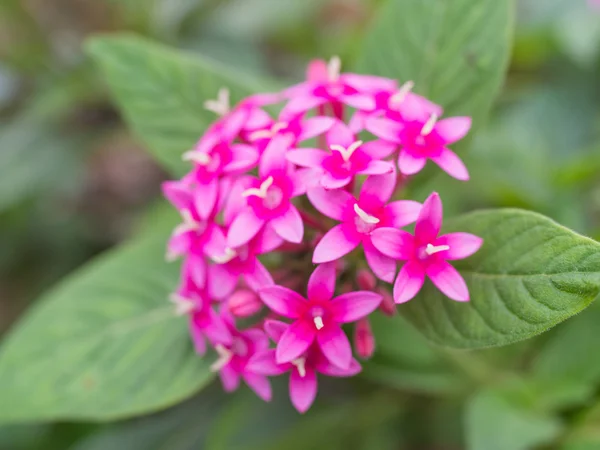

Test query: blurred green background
[0,0,600,449]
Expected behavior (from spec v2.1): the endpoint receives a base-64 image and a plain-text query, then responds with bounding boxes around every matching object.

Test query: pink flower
[246,320,361,413]
[354,317,375,359]
[287,121,395,189]
[258,262,382,369]
[210,312,273,401]
[227,289,264,318]
[226,134,307,247]
[307,170,421,282]
[367,109,471,180]
[371,192,483,303]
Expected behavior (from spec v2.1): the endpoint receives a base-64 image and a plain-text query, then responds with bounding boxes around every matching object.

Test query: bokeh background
[0,0,599,449]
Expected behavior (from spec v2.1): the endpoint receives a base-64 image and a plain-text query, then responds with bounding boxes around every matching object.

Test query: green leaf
[466,388,561,450]
[355,0,514,127]
[85,34,270,176]
[0,217,213,423]
[401,209,600,348]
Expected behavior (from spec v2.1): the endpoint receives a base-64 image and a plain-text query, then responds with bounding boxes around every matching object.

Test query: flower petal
[291,168,320,196]
[317,358,361,377]
[320,172,352,190]
[435,117,472,144]
[253,225,284,254]
[260,133,293,177]
[435,233,483,260]
[313,224,360,263]
[162,179,191,210]
[271,205,304,243]
[227,209,265,248]
[243,373,272,402]
[289,368,318,413]
[276,320,316,364]
[298,116,335,141]
[307,187,353,221]
[359,160,395,176]
[224,144,259,173]
[207,264,238,300]
[370,227,414,260]
[259,285,306,318]
[220,365,241,392]
[430,147,469,181]
[246,349,285,376]
[202,308,234,345]
[341,93,376,111]
[188,320,206,355]
[415,192,443,243]
[280,95,326,119]
[307,262,337,302]
[286,148,328,168]
[244,259,274,292]
[264,319,289,343]
[223,176,255,226]
[193,179,218,220]
[426,260,470,302]
[365,118,403,143]
[317,324,352,369]
[385,200,422,227]
[363,240,396,283]
[326,122,355,148]
[361,140,397,159]
[398,150,427,175]
[330,291,383,323]
[360,170,397,205]
[393,261,425,304]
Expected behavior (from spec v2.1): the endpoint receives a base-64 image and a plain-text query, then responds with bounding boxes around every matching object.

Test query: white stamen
[425,243,450,256]
[327,56,341,82]
[354,204,380,224]
[248,122,288,142]
[389,81,415,105]
[175,209,201,235]
[313,316,324,330]
[291,357,307,378]
[212,247,237,264]
[182,151,211,165]
[210,344,233,372]
[421,113,438,136]
[330,140,363,162]
[242,176,274,199]
[204,87,230,116]
[169,294,196,316]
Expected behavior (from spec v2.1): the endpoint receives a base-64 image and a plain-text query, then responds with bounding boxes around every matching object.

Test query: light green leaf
[355,0,514,127]
[85,34,271,176]
[401,209,600,348]
[0,217,213,423]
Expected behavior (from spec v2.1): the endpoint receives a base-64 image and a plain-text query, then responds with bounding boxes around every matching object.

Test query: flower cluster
[163,57,483,413]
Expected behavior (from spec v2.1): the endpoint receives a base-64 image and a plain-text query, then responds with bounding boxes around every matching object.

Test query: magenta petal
[359,160,394,176]
[227,209,265,248]
[258,286,306,318]
[321,172,352,190]
[298,117,335,141]
[435,233,483,260]
[271,205,304,243]
[317,324,352,369]
[223,176,255,226]
[361,140,397,159]
[188,320,206,355]
[194,179,218,220]
[398,150,427,175]
[435,117,472,144]
[286,149,328,168]
[276,320,315,364]
[264,319,289,343]
[341,93,376,111]
[326,121,355,148]
[363,240,396,283]
[427,260,469,302]
[207,264,238,300]
[260,133,292,177]
[202,225,228,261]
[430,148,469,181]
[307,262,337,302]
[162,180,191,210]
[385,200,422,227]
[313,224,360,263]
[243,373,272,402]
[254,225,284,254]
[280,95,326,119]
[186,254,206,288]
[224,144,259,173]
[317,358,361,377]
[393,261,425,304]
[370,227,414,260]
[365,118,403,143]
[291,168,319,196]
[220,365,241,392]
[360,170,397,205]
[307,186,353,221]
[246,350,285,375]
[330,291,383,323]
[415,192,443,243]
[244,259,274,292]
[289,368,318,413]
[203,308,233,345]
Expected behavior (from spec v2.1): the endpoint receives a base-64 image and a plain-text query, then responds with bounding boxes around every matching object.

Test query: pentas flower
[307,170,421,282]
[227,134,306,247]
[367,107,471,180]
[287,121,395,189]
[258,263,382,369]
[371,192,483,303]
[246,320,361,413]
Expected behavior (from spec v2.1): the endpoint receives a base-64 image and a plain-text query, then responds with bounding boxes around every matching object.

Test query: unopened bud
[376,287,396,316]
[354,318,375,359]
[228,290,262,318]
[356,269,377,290]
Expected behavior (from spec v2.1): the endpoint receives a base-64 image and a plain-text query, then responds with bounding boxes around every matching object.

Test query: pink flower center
[309,306,327,330]
[353,204,380,235]
[417,243,450,261]
[231,337,249,357]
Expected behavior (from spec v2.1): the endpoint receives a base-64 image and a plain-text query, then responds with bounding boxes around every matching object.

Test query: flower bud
[376,287,396,316]
[227,289,262,318]
[356,268,376,290]
[354,317,375,359]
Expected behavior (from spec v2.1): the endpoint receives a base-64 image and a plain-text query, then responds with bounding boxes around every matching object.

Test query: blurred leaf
[355,0,514,130]
[86,34,272,176]
[0,214,213,423]
[466,388,561,450]
[402,209,600,348]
